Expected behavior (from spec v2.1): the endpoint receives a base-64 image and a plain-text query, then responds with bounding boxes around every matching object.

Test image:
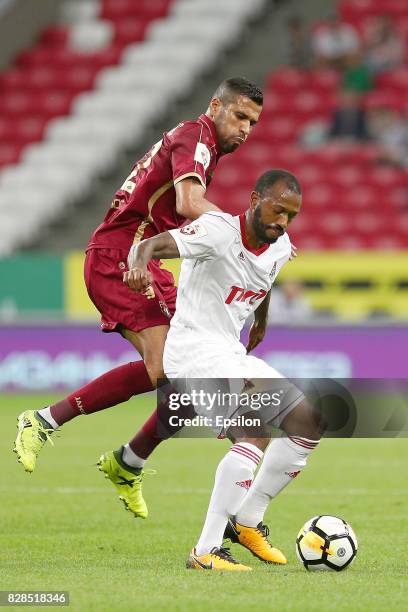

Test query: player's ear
[209,97,222,118]
[250,191,260,209]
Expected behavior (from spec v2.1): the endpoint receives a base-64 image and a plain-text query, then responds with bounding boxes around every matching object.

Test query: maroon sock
[129,397,196,459]
[128,410,162,459]
[50,361,153,426]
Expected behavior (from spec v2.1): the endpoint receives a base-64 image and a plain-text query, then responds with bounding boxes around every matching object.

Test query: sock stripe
[233,444,263,462]
[230,447,260,466]
[289,439,317,450]
[230,445,261,466]
[289,436,319,449]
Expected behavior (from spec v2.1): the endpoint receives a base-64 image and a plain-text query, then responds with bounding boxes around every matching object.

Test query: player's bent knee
[227,431,269,452]
[282,400,324,440]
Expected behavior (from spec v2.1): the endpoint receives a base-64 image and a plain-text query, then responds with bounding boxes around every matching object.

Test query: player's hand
[123,267,155,298]
[246,320,266,354]
[289,243,297,260]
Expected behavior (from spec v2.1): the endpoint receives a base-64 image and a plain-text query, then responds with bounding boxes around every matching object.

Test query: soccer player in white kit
[124,170,323,571]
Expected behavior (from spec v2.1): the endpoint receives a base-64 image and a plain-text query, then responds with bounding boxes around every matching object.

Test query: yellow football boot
[13,410,54,473]
[97,449,149,519]
[225,519,287,564]
[186,547,252,571]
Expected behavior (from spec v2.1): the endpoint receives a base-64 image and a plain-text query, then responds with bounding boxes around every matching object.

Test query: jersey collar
[198,114,220,157]
[239,214,269,256]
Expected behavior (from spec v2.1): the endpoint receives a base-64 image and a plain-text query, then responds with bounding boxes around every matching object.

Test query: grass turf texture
[1,394,407,612]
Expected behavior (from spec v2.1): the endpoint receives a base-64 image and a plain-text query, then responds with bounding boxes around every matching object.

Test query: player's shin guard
[195,443,263,556]
[236,435,319,528]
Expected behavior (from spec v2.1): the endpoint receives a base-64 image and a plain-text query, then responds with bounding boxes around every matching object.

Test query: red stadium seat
[346,143,384,164]
[353,213,383,235]
[262,92,287,114]
[101,0,171,20]
[340,0,384,21]
[381,0,408,17]
[278,145,313,167]
[332,234,366,250]
[388,187,408,208]
[291,91,334,117]
[266,68,307,92]
[312,142,352,165]
[112,17,151,45]
[0,142,23,167]
[17,45,123,70]
[367,166,408,189]
[0,91,33,116]
[363,90,404,111]
[304,183,338,208]
[289,233,327,251]
[0,117,16,140]
[318,212,350,235]
[256,117,299,144]
[326,165,364,188]
[307,69,341,91]
[398,17,408,40]
[2,90,74,119]
[238,141,275,165]
[0,68,27,91]
[376,68,408,91]
[39,26,69,47]
[214,165,251,188]
[8,117,48,145]
[341,184,378,209]
[292,164,322,188]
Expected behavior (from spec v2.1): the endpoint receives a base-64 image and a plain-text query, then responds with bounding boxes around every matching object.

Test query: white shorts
[163,340,304,436]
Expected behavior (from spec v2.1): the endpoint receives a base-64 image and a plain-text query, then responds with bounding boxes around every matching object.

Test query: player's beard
[220,139,240,154]
[253,206,283,244]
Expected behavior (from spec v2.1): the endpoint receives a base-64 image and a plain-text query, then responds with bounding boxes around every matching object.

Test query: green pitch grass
[1,395,407,611]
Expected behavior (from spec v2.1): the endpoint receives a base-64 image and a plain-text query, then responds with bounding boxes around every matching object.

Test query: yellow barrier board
[64,251,99,320]
[64,251,408,321]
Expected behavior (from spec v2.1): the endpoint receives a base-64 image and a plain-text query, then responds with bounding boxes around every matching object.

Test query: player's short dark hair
[213,77,263,106]
[255,169,302,196]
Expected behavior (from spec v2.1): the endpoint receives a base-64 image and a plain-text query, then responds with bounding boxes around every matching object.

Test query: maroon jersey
[87,114,220,252]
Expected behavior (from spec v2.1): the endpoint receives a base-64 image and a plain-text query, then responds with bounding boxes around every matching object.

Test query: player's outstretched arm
[246,290,271,353]
[175,178,221,221]
[124,232,180,293]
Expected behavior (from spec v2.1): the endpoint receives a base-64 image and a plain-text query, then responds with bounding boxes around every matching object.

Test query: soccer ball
[296,515,358,571]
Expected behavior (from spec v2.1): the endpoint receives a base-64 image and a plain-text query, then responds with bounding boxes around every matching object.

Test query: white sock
[122,443,145,469]
[236,435,319,528]
[37,407,59,430]
[195,443,263,556]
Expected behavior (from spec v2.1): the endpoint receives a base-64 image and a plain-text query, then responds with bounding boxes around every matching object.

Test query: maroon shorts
[84,248,177,334]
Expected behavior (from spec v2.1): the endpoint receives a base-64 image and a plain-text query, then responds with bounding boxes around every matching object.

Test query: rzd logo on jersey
[180,225,198,236]
[179,222,207,240]
[225,286,267,305]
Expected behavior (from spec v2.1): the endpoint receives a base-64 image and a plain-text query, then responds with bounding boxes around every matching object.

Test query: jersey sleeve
[170,124,211,190]
[169,214,235,261]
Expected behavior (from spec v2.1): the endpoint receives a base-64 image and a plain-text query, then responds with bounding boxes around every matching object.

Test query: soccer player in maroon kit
[14,77,263,518]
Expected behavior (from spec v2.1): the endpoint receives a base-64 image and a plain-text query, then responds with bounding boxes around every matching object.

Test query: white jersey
[165,212,291,361]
